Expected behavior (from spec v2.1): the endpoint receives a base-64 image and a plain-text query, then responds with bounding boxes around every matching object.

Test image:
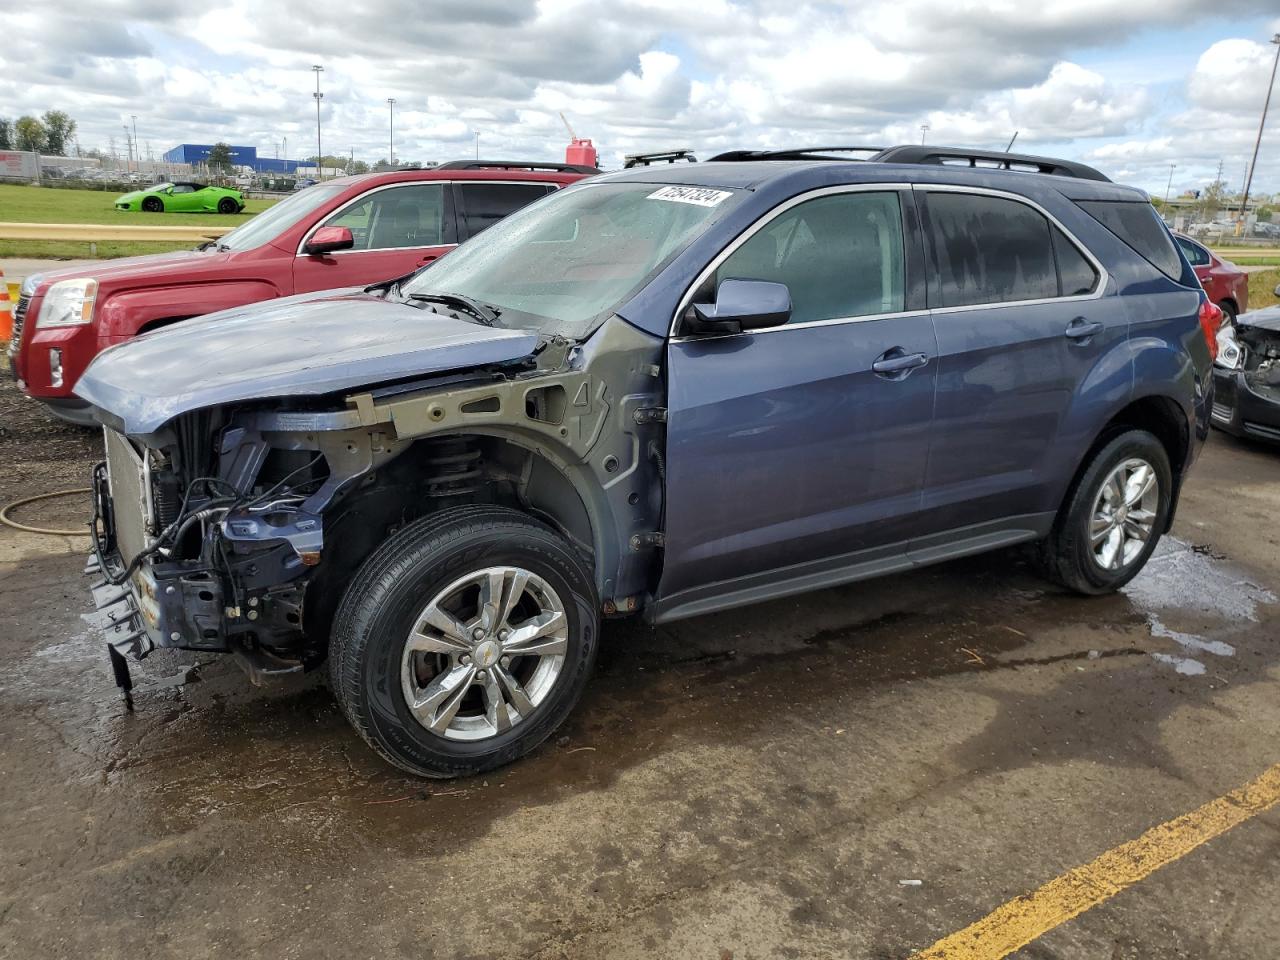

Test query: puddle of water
[1147,615,1235,658]
[1124,539,1276,623]
[1122,538,1274,676]
[1149,653,1207,676]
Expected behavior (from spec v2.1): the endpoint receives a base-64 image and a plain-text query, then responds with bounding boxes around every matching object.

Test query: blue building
[162,144,302,173]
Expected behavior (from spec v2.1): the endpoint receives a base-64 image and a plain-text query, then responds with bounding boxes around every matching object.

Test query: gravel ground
[0,370,98,530]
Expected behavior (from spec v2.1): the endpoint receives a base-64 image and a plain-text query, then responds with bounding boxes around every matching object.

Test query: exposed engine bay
[85,316,667,684]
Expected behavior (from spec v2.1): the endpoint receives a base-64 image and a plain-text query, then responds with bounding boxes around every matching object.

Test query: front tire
[329,505,599,778]
[141,196,163,213]
[1036,429,1172,595]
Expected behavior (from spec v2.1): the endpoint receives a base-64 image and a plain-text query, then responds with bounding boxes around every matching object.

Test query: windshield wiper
[406,292,500,326]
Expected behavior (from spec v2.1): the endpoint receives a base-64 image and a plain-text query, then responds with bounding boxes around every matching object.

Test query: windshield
[402,181,743,337]
[216,183,347,251]
[150,182,173,191]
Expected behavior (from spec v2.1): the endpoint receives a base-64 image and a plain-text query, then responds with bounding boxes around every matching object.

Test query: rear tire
[141,196,163,213]
[217,197,238,214]
[1035,429,1172,595]
[1217,300,1237,327]
[329,505,599,778]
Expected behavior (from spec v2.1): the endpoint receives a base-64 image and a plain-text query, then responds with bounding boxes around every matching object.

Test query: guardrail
[0,222,231,242]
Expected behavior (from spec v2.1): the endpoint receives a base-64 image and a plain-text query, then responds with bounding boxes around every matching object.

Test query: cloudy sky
[1,1,1279,197]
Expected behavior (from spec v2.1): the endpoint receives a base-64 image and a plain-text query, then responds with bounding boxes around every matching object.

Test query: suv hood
[1238,303,1280,332]
[25,248,233,291]
[75,290,540,434]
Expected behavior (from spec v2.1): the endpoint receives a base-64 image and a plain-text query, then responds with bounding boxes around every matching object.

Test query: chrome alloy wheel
[400,566,568,742]
[1089,458,1159,571]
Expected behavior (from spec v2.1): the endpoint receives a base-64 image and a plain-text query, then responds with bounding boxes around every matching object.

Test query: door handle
[419,254,439,265]
[1064,318,1104,340]
[872,349,929,377]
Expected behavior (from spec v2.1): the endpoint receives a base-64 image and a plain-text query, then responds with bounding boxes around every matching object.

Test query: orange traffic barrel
[0,270,12,343]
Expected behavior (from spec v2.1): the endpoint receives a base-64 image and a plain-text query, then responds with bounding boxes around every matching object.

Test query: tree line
[0,111,77,156]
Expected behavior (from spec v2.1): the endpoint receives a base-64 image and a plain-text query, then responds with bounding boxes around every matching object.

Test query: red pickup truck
[9,162,592,424]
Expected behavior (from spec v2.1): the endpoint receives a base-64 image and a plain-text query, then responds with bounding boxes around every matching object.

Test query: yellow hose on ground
[0,488,93,536]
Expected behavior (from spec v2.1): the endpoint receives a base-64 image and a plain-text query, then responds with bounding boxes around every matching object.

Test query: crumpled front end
[1212,314,1280,442]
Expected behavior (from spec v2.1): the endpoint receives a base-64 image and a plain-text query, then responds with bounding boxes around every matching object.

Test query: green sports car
[114,182,246,214]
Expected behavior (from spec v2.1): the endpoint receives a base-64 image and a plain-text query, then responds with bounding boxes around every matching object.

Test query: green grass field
[1247,268,1280,311]
[0,183,279,259]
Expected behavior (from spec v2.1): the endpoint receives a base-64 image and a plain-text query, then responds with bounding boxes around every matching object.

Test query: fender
[96,279,284,340]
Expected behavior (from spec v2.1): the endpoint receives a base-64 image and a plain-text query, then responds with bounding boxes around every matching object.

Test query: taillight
[1198,300,1222,361]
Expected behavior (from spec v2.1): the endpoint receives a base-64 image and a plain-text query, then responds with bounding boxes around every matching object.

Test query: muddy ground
[1,375,1278,959]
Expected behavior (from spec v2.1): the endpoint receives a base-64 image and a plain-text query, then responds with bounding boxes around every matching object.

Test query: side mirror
[304,226,354,256]
[690,279,791,335]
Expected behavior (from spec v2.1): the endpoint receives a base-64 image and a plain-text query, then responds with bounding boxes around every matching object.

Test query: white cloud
[0,1,1276,196]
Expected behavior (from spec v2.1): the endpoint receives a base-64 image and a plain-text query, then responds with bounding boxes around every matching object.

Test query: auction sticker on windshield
[647,186,734,207]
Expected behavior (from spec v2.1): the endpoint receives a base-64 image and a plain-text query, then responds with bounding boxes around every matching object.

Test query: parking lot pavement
[1,395,1277,959]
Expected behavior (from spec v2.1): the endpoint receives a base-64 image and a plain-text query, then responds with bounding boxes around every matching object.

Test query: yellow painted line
[0,221,229,242]
[911,762,1280,960]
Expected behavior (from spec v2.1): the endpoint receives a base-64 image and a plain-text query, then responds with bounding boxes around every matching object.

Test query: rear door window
[925,193,1058,307]
[1175,236,1211,267]
[924,192,1099,306]
[1077,199,1184,281]
[714,191,906,324]
[458,182,556,239]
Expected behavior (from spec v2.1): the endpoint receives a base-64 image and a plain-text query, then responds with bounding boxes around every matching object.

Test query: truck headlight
[1215,325,1243,371]
[34,278,98,329]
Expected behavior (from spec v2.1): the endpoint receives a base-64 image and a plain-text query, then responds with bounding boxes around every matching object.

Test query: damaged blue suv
[78,146,1218,778]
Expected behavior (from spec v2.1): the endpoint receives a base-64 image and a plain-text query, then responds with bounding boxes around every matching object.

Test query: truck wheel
[1035,429,1172,595]
[329,505,599,778]
[141,196,163,213]
[217,197,238,214]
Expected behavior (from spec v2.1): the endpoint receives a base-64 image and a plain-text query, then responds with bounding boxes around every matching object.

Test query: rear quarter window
[1077,200,1184,282]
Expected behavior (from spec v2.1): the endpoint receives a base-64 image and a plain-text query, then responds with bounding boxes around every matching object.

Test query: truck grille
[104,429,150,566]
[6,295,28,367]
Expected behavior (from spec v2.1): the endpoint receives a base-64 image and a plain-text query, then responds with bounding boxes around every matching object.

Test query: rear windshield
[1076,200,1184,282]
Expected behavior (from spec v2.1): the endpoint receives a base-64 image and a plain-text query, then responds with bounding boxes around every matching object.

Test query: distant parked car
[11,161,596,424]
[114,182,246,214]
[294,178,318,190]
[1175,234,1248,324]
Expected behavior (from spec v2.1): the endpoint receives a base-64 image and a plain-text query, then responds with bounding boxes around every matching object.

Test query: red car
[10,162,593,424]
[1175,234,1248,325]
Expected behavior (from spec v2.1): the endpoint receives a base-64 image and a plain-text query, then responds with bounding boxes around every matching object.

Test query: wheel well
[1097,396,1189,479]
[1218,297,1238,316]
[1059,396,1189,535]
[302,433,595,644]
[137,315,195,335]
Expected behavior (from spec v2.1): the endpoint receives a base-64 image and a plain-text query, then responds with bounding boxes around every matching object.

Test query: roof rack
[624,149,697,168]
[433,160,601,175]
[708,146,884,163]
[871,146,1110,182]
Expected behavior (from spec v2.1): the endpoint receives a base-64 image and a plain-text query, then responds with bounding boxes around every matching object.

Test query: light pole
[387,98,396,168]
[312,64,324,179]
[920,122,930,145]
[1239,33,1280,231]
[474,130,480,160]
[122,125,132,171]
[131,115,138,170]
[1164,163,1176,204]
